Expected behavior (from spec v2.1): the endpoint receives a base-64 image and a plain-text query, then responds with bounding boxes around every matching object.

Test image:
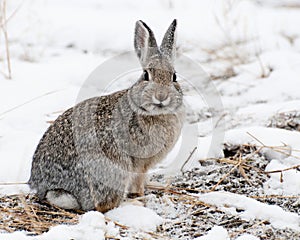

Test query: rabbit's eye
[173,73,177,82]
[143,70,149,81]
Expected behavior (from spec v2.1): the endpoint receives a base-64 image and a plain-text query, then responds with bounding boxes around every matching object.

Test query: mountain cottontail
[29,19,185,212]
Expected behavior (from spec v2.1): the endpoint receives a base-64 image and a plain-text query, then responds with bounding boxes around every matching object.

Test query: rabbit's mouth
[154,103,164,108]
[139,106,148,112]
[139,102,175,115]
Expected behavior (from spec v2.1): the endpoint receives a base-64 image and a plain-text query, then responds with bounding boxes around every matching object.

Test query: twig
[256,54,271,78]
[1,0,12,79]
[246,132,300,174]
[230,219,267,238]
[180,146,197,173]
[0,182,27,185]
[0,89,65,118]
[18,194,43,235]
[214,112,227,128]
[251,195,300,199]
[105,217,129,230]
[0,0,23,28]
[246,132,266,146]
[209,153,242,191]
[238,160,252,185]
[264,164,300,174]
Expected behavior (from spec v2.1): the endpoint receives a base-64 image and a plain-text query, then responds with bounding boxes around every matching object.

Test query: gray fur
[134,20,159,67]
[160,19,177,63]
[29,19,185,212]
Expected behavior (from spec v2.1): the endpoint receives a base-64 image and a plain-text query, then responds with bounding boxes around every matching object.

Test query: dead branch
[1,0,12,79]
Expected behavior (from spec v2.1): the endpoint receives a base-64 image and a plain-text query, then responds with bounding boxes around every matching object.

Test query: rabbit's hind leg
[46,189,80,210]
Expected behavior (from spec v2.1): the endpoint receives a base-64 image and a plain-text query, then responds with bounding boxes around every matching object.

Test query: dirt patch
[268,111,300,131]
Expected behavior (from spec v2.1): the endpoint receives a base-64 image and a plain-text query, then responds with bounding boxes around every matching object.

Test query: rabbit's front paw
[127,192,144,199]
[121,199,144,207]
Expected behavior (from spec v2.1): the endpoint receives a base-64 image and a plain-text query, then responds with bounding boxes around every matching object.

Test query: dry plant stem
[213,1,248,65]
[256,54,270,78]
[147,183,208,194]
[238,161,252,185]
[180,146,197,173]
[230,219,268,238]
[104,237,120,240]
[264,164,300,174]
[105,217,129,230]
[0,194,79,234]
[0,182,27,185]
[209,153,242,191]
[0,89,65,118]
[251,195,300,199]
[247,132,294,158]
[246,132,265,146]
[1,0,12,79]
[0,0,23,28]
[18,195,42,234]
[144,231,171,240]
[246,132,300,173]
[147,184,214,209]
[214,112,228,128]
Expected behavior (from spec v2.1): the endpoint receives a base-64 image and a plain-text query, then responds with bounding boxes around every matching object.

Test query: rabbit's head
[128,19,183,115]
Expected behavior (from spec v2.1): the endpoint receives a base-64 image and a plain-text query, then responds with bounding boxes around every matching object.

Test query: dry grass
[0,194,80,235]
[200,0,273,81]
[0,193,171,239]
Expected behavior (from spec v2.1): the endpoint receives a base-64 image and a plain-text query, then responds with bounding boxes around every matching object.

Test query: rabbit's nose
[154,91,168,102]
[152,92,171,107]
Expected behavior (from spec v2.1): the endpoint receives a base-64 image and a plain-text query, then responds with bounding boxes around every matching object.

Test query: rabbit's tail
[46,189,81,210]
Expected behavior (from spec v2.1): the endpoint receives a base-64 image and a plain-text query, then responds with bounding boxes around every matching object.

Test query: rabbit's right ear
[160,19,177,64]
[134,20,158,68]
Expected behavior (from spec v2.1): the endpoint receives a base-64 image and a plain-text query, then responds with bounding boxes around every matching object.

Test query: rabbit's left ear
[160,19,177,63]
[134,20,159,67]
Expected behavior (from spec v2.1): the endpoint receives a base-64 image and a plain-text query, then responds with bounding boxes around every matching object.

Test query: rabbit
[29,19,185,212]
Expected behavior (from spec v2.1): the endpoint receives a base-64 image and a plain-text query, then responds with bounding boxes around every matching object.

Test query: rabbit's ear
[160,19,177,63]
[134,20,159,67]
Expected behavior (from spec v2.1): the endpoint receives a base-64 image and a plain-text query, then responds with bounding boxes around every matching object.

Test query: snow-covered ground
[1,0,300,239]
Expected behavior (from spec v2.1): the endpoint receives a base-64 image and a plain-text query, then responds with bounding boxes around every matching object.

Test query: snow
[0,211,106,240]
[235,235,259,240]
[198,192,300,231]
[1,0,300,239]
[224,126,300,156]
[195,226,229,240]
[265,158,300,195]
[105,204,164,232]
